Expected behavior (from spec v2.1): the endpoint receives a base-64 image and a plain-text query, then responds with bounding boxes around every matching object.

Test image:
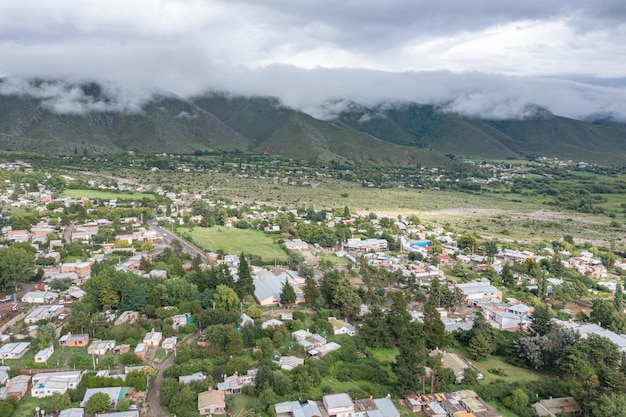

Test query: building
[253,269,304,306]
[95,411,139,417]
[60,333,90,347]
[328,317,356,336]
[34,345,54,363]
[179,372,206,384]
[323,393,354,417]
[24,305,65,324]
[143,330,163,347]
[275,400,322,417]
[532,397,581,417]
[198,389,226,415]
[429,349,483,384]
[455,282,502,306]
[0,342,30,359]
[278,356,304,371]
[134,343,148,363]
[80,387,130,408]
[162,336,178,351]
[4,375,31,400]
[59,409,85,417]
[88,340,116,356]
[21,290,58,304]
[217,370,256,394]
[114,311,139,326]
[31,371,82,398]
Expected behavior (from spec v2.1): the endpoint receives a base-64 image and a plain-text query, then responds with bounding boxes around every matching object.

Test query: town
[0,155,624,417]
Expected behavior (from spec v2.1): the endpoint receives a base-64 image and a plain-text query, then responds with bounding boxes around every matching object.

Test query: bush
[292,311,306,322]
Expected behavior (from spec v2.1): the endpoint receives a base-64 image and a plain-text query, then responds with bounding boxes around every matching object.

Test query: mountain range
[0,81,625,166]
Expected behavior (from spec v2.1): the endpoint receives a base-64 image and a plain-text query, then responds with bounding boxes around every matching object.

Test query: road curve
[147,220,208,264]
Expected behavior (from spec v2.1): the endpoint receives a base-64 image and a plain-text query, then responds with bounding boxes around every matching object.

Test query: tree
[302,277,320,306]
[468,332,492,361]
[246,304,262,319]
[279,281,296,309]
[85,392,111,413]
[213,285,240,311]
[615,283,624,312]
[484,240,498,262]
[51,392,71,412]
[531,303,554,335]
[227,331,244,357]
[423,297,446,349]
[590,299,617,328]
[501,263,515,288]
[590,393,626,417]
[502,389,529,413]
[0,245,35,292]
[394,322,427,395]
[35,323,56,350]
[459,234,478,253]
[332,279,361,318]
[235,253,254,299]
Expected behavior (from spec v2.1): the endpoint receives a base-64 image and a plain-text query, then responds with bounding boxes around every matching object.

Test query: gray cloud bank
[2,68,626,122]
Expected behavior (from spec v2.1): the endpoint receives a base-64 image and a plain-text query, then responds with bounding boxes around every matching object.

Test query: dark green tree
[423,297,446,349]
[302,277,320,307]
[279,281,297,308]
[531,303,554,336]
[394,322,427,395]
[615,283,623,312]
[235,253,254,299]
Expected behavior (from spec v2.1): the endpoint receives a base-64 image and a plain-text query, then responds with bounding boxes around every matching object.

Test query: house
[21,290,58,304]
[198,389,226,415]
[292,330,327,351]
[0,342,30,359]
[239,313,254,327]
[216,370,256,393]
[353,397,400,417]
[275,400,322,417]
[60,261,92,279]
[171,313,191,330]
[323,393,354,417]
[162,336,178,351]
[114,311,139,326]
[262,318,284,329]
[4,375,31,400]
[429,349,483,384]
[455,281,502,306]
[59,408,85,417]
[134,343,148,363]
[328,317,356,336]
[88,340,116,356]
[143,330,163,347]
[283,239,309,251]
[24,305,64,324]
[34,345,54,363]
[80,386,130,408]
[483,307,526,331]
[31,371,82,398]
[179,372,206,384]
[60,333,89,347]
[253,269,304,306]
[532,397,581,417]
[278,356,304,371]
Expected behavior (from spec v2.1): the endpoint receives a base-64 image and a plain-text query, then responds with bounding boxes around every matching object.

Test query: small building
[179,372,206,384]
[278,356,304,371]
[80,387,130,408]
[275,400,322,417]
[216,370,256,394]
[21,290,58,304]
[143,330,163,347]
[323,393,355,417]
[162,337,178,351]
[0,342,30,360]
[198,389,226,416]
[134,343,148,363]
[31,371,82,398]
[88,340,116,356]
[34,345,54,363]
[4,375,31,400]
[114,311,139,326]
[60,333,89,347]
[532,397,582,417]
[328,317,356,336]
[59,408,85,417]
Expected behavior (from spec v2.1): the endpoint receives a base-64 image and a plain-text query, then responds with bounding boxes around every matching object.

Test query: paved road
[146,330,200,417]
[147,220,208,263]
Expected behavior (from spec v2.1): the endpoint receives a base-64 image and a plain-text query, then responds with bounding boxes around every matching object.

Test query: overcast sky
[1,0,626,119]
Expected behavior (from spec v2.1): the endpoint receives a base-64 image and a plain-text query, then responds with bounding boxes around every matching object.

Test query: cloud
[0,0,624,120]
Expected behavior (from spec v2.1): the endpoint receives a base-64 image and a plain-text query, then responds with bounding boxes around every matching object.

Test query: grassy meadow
[181,226,288,263]
[61,188,156,201]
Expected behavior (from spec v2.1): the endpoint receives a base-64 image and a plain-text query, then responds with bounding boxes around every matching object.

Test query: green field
[182,226,288,263]
[61,188,156,201]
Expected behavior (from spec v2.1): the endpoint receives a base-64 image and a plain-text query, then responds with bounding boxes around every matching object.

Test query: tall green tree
[394,322,427,395]
[423,297,446,349]
[531,303,554,336]
[0,245,35,292]
[279,281,297,309]
[615,283,623,312]
[302,277,320,306]
[213,285,240,311]
[235,253,254,299]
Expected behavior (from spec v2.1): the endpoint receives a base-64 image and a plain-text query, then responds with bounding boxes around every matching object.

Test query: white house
[328,317,356,336]
[87,340,116,356]
[323,393,354,417]
[162,337,178,351]
[34,345,54,363]
[179,372,206,384]
[31,371,83,398]
[455,282,502,306]
[21,290,58,304]
[0,342,30,359]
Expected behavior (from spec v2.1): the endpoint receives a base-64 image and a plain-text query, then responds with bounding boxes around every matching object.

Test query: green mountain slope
[0,91,251,154]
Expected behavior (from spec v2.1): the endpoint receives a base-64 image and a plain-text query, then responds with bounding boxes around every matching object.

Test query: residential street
[146,330,200,417]
[147,220,208,263]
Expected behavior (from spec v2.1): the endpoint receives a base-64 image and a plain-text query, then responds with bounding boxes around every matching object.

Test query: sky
[1,0,626,119]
